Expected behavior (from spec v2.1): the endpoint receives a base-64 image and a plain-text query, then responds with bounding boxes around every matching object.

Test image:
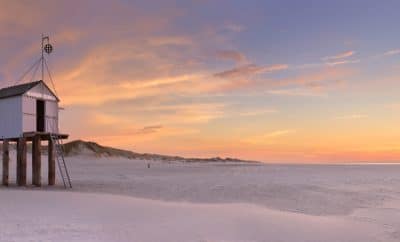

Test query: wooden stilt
[32,135,41,186]
[2,140,9,186]
[1,132,69,187]
[32,138,36,185]
[48,138,55,186]
[17,137,27,186]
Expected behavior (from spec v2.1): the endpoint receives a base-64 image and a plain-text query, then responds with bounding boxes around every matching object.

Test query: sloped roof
[0,81,59,101]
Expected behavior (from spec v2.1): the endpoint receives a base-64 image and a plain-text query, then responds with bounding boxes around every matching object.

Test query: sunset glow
[1,1,400,162]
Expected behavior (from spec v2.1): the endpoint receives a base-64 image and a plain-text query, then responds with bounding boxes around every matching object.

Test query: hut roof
[0,81,59,101]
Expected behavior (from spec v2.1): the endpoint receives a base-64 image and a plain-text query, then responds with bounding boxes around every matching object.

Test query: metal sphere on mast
[44,43,53,54]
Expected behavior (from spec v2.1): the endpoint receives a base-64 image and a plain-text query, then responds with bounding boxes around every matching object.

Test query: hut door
[36,100,45,132]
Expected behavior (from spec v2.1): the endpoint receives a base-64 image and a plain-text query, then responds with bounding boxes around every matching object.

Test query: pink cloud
[322,51,355,61]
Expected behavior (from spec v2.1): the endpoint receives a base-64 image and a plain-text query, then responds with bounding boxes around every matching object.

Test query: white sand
[1,154,400,241]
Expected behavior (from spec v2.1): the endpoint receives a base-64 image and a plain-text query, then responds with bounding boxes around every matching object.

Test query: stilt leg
[2,140,9,186]
[17,137,27,186]
[32,135,41,186]
[48,138,55,186]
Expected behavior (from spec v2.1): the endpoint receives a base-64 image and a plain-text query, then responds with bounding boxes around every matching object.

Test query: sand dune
[62,140,258,163]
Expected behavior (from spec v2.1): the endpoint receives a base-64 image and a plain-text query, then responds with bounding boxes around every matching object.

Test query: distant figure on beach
[147,163,150,168]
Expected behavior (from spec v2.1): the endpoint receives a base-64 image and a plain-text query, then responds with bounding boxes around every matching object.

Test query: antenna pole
[41,34,44,82]
[41,35,51,82]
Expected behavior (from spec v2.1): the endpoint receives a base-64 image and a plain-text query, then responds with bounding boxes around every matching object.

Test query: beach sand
[1,154,400,241]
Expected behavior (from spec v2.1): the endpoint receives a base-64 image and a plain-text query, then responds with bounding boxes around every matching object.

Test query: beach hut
[0,80,70,188]
[1,36,71,188]
[0,80,60,138]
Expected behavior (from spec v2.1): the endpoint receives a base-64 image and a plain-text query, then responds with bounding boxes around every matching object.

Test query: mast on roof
[12,35,58,97]
[41,34,53,83]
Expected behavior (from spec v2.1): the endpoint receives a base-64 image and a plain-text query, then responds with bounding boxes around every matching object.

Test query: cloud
[266,66,351,90]
[90,113,163,136]
[147,103,226,124]
[209,63,351,94]
[304,79,346,90]
[99,101,227,126]
[50,29,228,106]
[322,51,355,61]
[0,0,189,84]
[147,36,193,46]
[267,88,326,97]
[384,49,400,56]
[91,112,122,125]
[320,51,359,67]
[325,59,360,66]
[216,50,247,63]
[69,103,216,146]
[3,0,391,162]
[265,129,295,138]
[58,73,206,106]
[214,64,288,79]
[134,125,163,135]
[0,2,53,36]
[244,129,296,145]
[295,60,359,70]
[294,63,325,69]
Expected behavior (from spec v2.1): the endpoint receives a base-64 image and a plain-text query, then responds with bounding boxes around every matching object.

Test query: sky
[1,0,400,163]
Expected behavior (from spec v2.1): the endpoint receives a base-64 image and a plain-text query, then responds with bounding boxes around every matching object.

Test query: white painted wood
[22,96,36,114]
[45,100,58,118]
[25,82,57,101]
[22,96,36,133]
[0,96,23,138]
[45,117,58,133]
[22,114,36,132]
[45,100,59,133]
[22,83,59,133]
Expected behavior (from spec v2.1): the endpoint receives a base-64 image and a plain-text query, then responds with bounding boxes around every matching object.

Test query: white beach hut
[0,80,60,139]
[1,36,72,189]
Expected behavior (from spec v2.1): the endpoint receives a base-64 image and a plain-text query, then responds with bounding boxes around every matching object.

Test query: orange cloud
[265,129,295,138]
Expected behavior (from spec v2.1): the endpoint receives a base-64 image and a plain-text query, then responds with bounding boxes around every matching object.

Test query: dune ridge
[62,140,259,163]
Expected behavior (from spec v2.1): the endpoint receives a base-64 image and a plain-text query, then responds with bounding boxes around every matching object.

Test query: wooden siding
[21,96,59,133]
[0,96,22,138]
